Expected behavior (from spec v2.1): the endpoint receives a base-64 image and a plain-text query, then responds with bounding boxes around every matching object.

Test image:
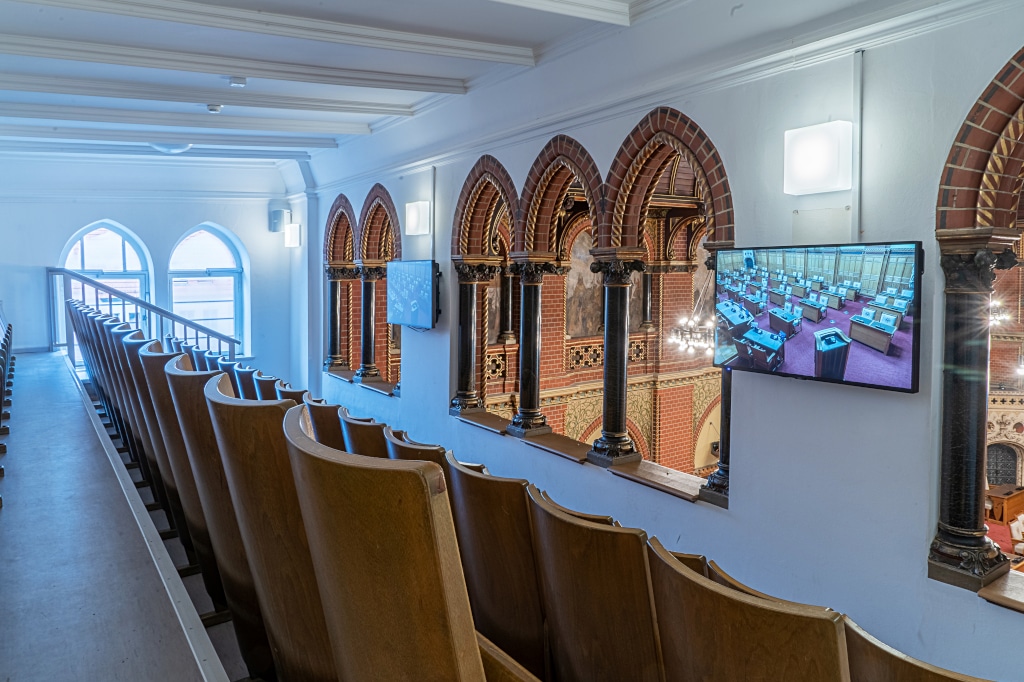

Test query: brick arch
[357,183,401,261]
[518,135,605,256]
[452,155,519,258]
[937,49,1024,235]
[324,193,356,264]
[606,107,733,249]
[581,416,650,460]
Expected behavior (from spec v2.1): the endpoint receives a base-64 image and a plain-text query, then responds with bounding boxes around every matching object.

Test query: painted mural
[566,231,644,338]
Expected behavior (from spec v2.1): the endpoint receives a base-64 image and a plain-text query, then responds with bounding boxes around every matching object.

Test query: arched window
[168,227,245,346]
[62,222,151,303]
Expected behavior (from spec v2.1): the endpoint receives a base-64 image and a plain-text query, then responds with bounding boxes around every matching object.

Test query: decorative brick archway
[605,107,734,250]
[931,49,1024,589]
[324,193,356,264]
[357,183,401,262]
[323,193,358,370]
[451,154,519,259]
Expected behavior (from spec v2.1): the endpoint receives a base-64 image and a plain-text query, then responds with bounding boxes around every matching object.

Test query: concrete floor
[0,352,227,681]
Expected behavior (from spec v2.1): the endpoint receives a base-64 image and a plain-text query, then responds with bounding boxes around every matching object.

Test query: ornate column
[929,241,1016,589]
[587,252,646,467]
[506,259,562,438]
[699,243,733,508]
[640,273,655,331]
[450,260,500,415]
[324,265,359,370]
[353,263,386,383]
[498,265,517,344]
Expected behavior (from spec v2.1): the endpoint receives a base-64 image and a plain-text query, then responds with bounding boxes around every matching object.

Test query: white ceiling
[0,0,976,159]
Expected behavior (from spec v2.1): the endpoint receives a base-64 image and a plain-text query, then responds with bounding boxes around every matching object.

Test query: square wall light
[284,223,301,248]
[405,200,431,236]
[784,121,853,195]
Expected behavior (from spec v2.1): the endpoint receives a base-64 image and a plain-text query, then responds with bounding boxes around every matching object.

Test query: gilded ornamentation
[626,386,653,447]
[691,373,720,426]
[563,394,603,441]
[485,352,507,380]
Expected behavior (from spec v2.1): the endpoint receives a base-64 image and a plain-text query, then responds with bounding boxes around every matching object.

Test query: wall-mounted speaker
[269,209,291,233]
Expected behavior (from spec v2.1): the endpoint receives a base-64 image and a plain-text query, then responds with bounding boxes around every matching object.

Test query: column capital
[940,248,1016,294]
[509,260,565,284]
[590,259,646,286]
[325,264,360,280]
[356,262,387,281]
[453,260,501,283]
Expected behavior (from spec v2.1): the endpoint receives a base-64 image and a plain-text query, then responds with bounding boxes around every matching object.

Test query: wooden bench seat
[339,406,388,458]
[302,394,347,451]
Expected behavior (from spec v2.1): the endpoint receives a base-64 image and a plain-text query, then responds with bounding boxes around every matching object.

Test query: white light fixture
[405,200,431,236]
[784,121,853,195]
[148,143,193,154]
[284,223,301,248]
[228,76,247,88]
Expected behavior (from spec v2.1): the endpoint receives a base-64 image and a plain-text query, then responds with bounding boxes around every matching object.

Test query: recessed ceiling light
[207,104,223,113]
[228,76,247,88]
[148,143,193,154]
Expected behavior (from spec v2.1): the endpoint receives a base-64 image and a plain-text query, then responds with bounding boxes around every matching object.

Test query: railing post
[63,274,76,367]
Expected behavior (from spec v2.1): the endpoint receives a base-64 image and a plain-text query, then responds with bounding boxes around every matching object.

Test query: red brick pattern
[451,155,519,257]
[357,183,402,261]
[605,107,734,248]
[324,193,356,264]
[518,135,604,254]
[937,47,1024,232]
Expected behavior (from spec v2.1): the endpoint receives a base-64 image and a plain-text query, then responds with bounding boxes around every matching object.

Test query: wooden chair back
[339,405,388,458]
[254,373,279,400]
[139,340,224,610]
[164,356,275,682]
[707,559,787,601]
[526,484,664,682]
[189,345,209,370]
[843,616,986,682]
[384,425,450,472]
[647,537,850,682]
[284,404,491,681]
[302,394,347,451]
[233,365,259,399]
[445,454,546,679]
[216,356,240,395]
[275,379,307,402]
[539,489,616,526]
[204,375,335,681]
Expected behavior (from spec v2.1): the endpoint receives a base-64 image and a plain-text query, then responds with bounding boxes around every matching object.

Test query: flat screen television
[386,260,440,330]
[713,241,922,393]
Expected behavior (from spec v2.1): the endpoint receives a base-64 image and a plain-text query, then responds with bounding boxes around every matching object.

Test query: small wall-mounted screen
[386,260,439,330]
[713,241,922,393]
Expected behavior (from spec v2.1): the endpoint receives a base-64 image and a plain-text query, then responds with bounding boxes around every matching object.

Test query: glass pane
[170,230,236,270]
[172,277,236,338]
[82,228,125,271]
[125,242,142,271]
[99,278,141,299]
[64,242,82,269]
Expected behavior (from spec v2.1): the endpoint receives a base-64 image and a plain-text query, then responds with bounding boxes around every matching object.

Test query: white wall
[314,7,1024,680]
[0,155,298,382]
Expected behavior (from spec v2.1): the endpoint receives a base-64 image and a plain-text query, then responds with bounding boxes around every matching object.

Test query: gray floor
[0,352,214,681]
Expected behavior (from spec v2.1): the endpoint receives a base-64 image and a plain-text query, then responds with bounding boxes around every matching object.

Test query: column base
[506,418,552,439]
[639,322,656,332]
[352,366,381,383]
[323,357,349,371]
[498,332,517,344]
[699,465,730,508]
[449,395,484,416]
[928,530,1010,590]
[586,437,640,468]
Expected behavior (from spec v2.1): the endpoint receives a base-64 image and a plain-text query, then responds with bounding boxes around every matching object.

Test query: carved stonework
[940,248,1017,294]
[510,261,564,284]
[454,262,500,283]
[590,259,646,286]
[928,532,1009,582]
[325,265,360,280]
[359,266,387,281]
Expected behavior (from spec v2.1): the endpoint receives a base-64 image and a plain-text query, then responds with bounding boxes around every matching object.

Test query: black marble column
[324,266,359,370]
[640,272,655,331]
[451,262,499,415]
[699,368,732,508]
[353,266,385,383]
[498,265,517,344]
[506,262,561,438]
[928,248,1016,589]
[587,259,646,467]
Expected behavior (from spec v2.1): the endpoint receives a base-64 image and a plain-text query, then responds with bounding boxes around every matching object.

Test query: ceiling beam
[0,74,415,116]
[0,34,469,94]
[486,0,631,25]
[0,123,338,148]
[0,102,371,135]
[26,0,536,65]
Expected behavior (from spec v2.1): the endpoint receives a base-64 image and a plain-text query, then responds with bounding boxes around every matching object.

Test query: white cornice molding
[0,74,415,117]
[0,188,285,202]
[486,0,631,26]
[0,34,469,94]
[320,0,1019,190]
[0,102,370,135]
[26,0,536,66]
[0,124,336,149]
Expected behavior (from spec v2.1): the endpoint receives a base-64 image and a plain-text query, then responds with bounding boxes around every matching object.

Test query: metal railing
[47,267,241,366]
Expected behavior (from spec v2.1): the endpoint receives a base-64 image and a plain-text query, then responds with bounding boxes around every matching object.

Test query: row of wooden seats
[65,299,985,682]
[0,306,13,489]
[67,299,534,681]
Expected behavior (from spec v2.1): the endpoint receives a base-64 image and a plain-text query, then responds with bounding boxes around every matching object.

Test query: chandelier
[990,299,1011,326]
[670,268,715,356]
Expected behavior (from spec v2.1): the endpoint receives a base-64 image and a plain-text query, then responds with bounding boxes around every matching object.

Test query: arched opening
[60,220,153,307]
[323,193,358,372]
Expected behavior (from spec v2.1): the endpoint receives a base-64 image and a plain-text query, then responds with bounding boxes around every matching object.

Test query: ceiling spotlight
[148,143,193,154]
[207,104,223,113]
[228,76,247,88]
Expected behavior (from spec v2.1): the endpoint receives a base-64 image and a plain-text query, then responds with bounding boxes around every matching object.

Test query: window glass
[169,228,244,346]
[62,225,150,302]
[170,230,236,270]
[81,228,125,271]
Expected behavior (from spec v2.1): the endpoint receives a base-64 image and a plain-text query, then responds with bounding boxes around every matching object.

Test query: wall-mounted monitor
[713,241,922,393]
[386,260,440,330]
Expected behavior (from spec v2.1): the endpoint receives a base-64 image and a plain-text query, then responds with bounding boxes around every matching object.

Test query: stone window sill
[978,567,1024,615]
[454,410,511,435]
[324,369,398,397]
